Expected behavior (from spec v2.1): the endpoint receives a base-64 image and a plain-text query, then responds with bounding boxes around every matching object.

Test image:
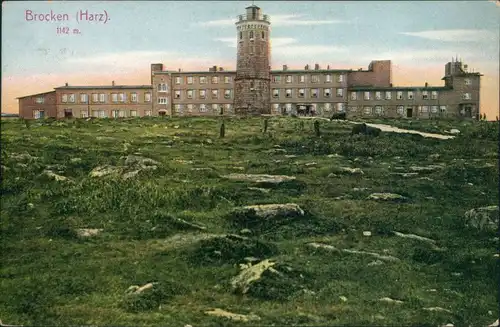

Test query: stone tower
[234,5,271,115]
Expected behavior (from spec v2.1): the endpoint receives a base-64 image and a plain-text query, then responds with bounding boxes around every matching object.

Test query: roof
[271,69,350,74]
[154,71,236,75]
[54,85,152,90]
[348,86,452,91]
[16,90,56,99]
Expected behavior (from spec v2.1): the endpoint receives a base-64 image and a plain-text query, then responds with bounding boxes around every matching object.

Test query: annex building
[18,5,482,120]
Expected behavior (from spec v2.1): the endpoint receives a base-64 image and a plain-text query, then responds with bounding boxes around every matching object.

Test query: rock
[379,297,404,304]
[234,203,305,220]
[352,187,369,192]
[222,173,296,184]
[327,154,343,158]
[367,260,384,266]
[27,203,34,209]
[327,173,339,178]
[409,165,443,172]
[367,193,408,202]
[205,138,212,144]
[76,228,103,238]
[423,307,452,313]
[41,170,69,182]
[230,259,276,294]
[124,155,160,168]
[338,167,364,175]
[70,157,82,163]
[339,296,348,302]
[307,243,400,262]
[489,319,499,327]
[239,228,252,235]
[442,324,454,327]
[205,308,260,322]
[391,172,419,178]
[419,177,434,181]
[304,162,317,167]
[248,187,271,194]
[159,233,224,250]
[451,272,463,277]
[449,129,460,134]
[89,165,123,178]
[464,206,499,231]
[393,231,436,244]
[191,168,213,171]
[363,231,372,237]
[307,242,338,251]
[285,155,297,158]
[122,170,141,180]
[374,314,385,320]
[428,154,440,160]
[126,282,157,295]
[174,125,180,129]
[174,159,194,165]
[333,195,352,200]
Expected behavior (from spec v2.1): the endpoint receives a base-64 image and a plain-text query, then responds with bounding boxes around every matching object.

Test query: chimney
[425,82,428,87]
[283,64,288,71]
[305,64,309,70]
[112,81,115,86]
[65,82,68,86]
[315,64,319,70]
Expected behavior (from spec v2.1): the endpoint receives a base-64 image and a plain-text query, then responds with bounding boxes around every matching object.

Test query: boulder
[205,308,260,322]
[76,228,103,238]
[423,307,452,313]
[124,155,160,168]
[393,231,436,244]
[222,173,296,184]
[41,170,69,182]
[337,167,364,175]
[126,282,157,295]
[379,297,404,304]
[89,165,123,178]
[464,206,498,231]
[230,259,276,294]
[449,129,461,134]
[409,165,443,172]
[367,193,408,202]
[233,203,305,221]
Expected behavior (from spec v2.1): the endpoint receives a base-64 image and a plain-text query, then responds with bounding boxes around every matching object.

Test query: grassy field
[1,116,498,326]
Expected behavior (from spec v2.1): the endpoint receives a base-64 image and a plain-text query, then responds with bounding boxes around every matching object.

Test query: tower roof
[245,5,260,9]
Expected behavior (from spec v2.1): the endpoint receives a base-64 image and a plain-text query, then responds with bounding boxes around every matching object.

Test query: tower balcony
[236,13,270,23]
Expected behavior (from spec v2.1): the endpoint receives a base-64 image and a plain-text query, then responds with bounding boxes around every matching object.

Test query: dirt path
[298,116,455,140]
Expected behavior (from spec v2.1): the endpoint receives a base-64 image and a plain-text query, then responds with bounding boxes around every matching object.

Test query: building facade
[17,5,482,120]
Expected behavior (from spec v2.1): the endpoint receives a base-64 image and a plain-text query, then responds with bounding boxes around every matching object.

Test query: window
[111,110,119,118]
[311,75,319,83]
[397,91,403,100]
[285,89,292,98]
[348,106,358,113]
[298,89,305,97]
[68,94,75,103]
[272,89,280,98]
[299,75,305,83]
[145,110,152,116]
[240,31,243,39]
[408,91,414,99]
[385,91,392,100]
[200,76,207,84]
[363,106,372,115]
[224,76,231,84]
[326,74,332,82]
[91,110,99,118]
[397,105,404,115]
[311,88,318,98]
[463,93,471,100]
[249,31,254,39]
[324,88,331,97]
[33,110,45,119]
[130,110,138,117]
[211,89,218,98]
[324,103,332,111]
[211,76,218,84]
[62,94,68,103]
[80,110,88,118]
[262,31,265,39]
[375,106,383,115]
[187,104,194,112]
[350,92,357,100]
[187,76,193,84]
[98,110,107,118]
[35,96,45,104]
[272,103,280,112]
[80,94,87,103]
[440,105,447,113]
[99,93,105,103]
[131,93,137,102]
[145,93,151,102]
[199,89,206,99]
[187,90,194,99]
[175,104,183,113]
[112,93,118,102]
[431,91,438,100]
[199,104,207,112]
[158,83,167,92]
[285,75,292,83]
[431,106,438,113]
[285,103,292,112]
[337,74,344,82]
[465,78,471,85]
[92,93,98,102]
[119,93,125,102]
[174,90,181,99]
[336,88,343,97]
[212,104,218,112]
[158,97,168,104]
[224,89,231,99]
[119,110,126,118]
[375,91,382,100]
[225,103,232,112]
[272,75,281,83]
[175,77,181,84]
[421,106,429,113]
[422,91,429,100]
[337,103,346,112]
[364,91,370,100]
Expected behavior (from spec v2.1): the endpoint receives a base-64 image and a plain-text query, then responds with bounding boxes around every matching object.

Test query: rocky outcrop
[367,193,408,202]
[233,203,305,221]
[231,259,276,294]
[464,206,498,231]
[222,173,296,184]
[205,308,261,322]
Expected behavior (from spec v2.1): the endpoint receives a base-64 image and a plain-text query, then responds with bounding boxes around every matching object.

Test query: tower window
[240,32,242,40]
[249,31,254,39]
[262,31,265,39]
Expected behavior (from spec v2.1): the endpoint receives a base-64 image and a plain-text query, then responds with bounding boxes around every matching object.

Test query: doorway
[64,109,73,118]
[406,107,413,118]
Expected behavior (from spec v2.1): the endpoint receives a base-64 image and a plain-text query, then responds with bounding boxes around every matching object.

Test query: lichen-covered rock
[337,167,364,175]
[222,173,296,184]
[76,228,103,238]
[367,193,408,202]
[205,308,260,322]
[231,259,276,294]
[464,206,499,231]
[89,165,123,178]
[124,155,160,168]
[233,203,305,221]
[409,165,443,172]
[41,170,69,182]
[379,297,404,304]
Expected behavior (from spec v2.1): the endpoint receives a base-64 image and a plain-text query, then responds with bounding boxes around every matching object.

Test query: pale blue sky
[2,0,499,77]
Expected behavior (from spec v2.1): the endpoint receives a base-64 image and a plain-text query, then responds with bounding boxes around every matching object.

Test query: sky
[2,0,499,118]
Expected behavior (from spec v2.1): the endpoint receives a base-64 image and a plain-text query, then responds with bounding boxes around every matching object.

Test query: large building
[17,5,482,120]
